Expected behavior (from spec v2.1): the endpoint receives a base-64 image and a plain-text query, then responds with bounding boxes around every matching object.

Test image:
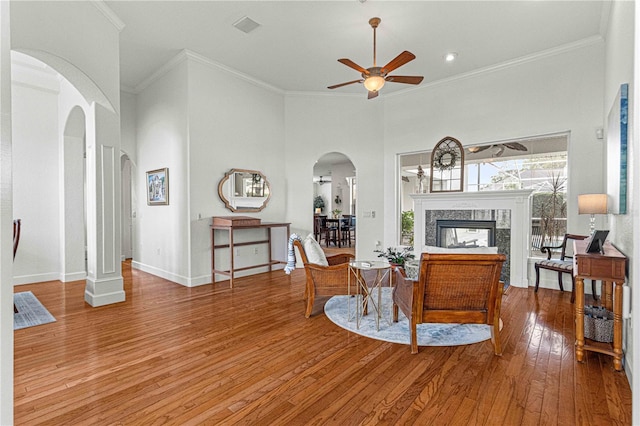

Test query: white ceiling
[106,1,607,97]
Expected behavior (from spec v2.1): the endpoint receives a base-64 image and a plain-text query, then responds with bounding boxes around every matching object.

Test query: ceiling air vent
[233,16,261,34]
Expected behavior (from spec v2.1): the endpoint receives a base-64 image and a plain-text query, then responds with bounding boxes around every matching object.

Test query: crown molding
[599,0,612,37]
[184,50,283,94]
[91,0,125,32]
[385,35,605,99]
[134,50,189,93]
[132,35,603,100]
[120,84,137,95]
[285,90,363,99]
[134,49,284,95]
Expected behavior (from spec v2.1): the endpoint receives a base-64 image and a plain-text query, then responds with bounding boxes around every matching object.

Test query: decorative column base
[84,276,125,307]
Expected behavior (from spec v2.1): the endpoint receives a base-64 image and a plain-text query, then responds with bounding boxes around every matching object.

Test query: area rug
[324,287,499,347]
[13,291,56,330]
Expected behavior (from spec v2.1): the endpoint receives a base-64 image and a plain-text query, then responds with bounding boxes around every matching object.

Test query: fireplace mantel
[411,190,533,287]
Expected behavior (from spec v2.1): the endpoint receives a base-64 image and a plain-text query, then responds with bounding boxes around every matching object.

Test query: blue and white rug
[324,287,498,347]
[14,291,56,330]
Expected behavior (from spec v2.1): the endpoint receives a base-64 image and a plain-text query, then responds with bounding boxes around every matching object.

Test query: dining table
[325,217,344,248]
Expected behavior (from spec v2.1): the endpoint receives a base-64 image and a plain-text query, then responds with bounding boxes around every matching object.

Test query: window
[399,135,568,251]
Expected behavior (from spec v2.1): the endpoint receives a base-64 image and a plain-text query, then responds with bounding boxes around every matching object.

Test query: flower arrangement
[374,246,415,266]
[331,209,342,218]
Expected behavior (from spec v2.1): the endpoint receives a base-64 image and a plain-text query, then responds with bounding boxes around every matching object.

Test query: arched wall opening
[11,50,124,306]
[62,106,87,281]
[313,152,356,250]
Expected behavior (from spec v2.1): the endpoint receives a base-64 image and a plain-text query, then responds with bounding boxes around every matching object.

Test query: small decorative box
[212,216,261,227]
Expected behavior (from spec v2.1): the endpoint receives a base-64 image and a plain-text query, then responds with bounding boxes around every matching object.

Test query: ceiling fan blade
[338,58,369,75]
[381,51,416,74]
[368,90,379,100]
[385,75,424,85]
[327,79,363,89]
[468,145,492,153]
[503,142,528,151]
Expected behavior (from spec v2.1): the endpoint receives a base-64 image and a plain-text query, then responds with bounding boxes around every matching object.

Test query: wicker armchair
[293,239,354,318]
[392,252,506,354]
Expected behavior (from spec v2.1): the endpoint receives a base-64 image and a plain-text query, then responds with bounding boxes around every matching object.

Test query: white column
[84,103,124,306]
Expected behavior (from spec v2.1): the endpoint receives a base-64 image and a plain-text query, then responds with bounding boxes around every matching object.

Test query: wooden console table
[211,217,290,288]
[573,239,627,371]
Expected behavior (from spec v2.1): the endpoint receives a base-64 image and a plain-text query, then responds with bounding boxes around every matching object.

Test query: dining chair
[340,215,355,246]
[13,219,21,313]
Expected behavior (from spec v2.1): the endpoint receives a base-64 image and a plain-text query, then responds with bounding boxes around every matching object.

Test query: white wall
[382,41,606,248]
[133,59,189,283]
[10,1,121,113]
[284,94,385,259]
[603,0,636,402]
[11,71,61,284]
[187,56,286,284]
[330,161,355,215]
[0,3,13,421]
[121,91,137,163]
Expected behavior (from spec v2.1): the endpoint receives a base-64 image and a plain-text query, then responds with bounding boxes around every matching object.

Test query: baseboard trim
[131,261,190,286]
[13,272,60,286]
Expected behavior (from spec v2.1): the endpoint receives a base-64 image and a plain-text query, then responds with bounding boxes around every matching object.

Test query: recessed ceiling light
[444,52,458,62]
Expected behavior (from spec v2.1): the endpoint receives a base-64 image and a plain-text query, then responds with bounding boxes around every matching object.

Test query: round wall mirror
[218,168,271,212]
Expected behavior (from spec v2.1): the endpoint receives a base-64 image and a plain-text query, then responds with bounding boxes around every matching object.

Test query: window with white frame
[399,135,568,250]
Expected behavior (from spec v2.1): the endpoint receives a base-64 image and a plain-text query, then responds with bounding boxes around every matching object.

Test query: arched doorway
[62,106,87,281]
[313,152,356,249]
[10,50,124,306]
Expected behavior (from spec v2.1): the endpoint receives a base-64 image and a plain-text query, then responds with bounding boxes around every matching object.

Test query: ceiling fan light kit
[328,17,424,99]
[363,75,385,92]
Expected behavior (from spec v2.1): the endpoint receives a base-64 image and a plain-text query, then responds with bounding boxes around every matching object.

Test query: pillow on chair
[303,234,329,266]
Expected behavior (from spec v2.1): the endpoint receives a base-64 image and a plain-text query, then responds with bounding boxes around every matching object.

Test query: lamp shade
[363,75,385,92]
[578,194,608,214]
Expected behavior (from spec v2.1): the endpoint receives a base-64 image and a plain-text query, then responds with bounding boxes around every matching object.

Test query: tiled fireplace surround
[411,190,533,288]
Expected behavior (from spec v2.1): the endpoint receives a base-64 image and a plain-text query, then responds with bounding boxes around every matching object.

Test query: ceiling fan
[467,142,528,157]
[328,17,424,99]
[314,176,331,185]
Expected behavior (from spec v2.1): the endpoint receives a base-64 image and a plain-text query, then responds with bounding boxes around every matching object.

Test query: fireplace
[436,220,496,248]
[411,190,533,288]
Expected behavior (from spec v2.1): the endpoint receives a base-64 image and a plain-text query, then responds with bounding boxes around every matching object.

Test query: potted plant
[313,195,325,213]
[331,208,342,218]
[401,210,414,245]
[374,246,415,267]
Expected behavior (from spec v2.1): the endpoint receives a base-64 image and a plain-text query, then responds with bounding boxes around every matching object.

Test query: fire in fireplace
[436,219,497,248]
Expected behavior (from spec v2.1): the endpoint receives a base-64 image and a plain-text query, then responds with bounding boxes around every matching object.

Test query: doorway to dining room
[313,152,356,250]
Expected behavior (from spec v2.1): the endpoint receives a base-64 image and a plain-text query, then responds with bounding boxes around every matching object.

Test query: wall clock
[430,137,464,192]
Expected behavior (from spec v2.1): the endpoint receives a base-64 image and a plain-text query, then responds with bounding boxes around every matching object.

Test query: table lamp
[578,193,608,234]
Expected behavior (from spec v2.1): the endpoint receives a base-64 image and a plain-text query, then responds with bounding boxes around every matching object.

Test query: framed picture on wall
[606,83,628,214]
[147,168,169,205]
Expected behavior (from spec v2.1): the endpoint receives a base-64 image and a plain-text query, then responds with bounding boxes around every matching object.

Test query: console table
[211,217,290,288]
[573,239,627,371]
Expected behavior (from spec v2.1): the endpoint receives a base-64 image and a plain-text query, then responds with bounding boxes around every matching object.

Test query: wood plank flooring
[14,261,631,425]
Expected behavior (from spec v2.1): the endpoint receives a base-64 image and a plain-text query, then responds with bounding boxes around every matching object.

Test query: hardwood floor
[14,262,631,425]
